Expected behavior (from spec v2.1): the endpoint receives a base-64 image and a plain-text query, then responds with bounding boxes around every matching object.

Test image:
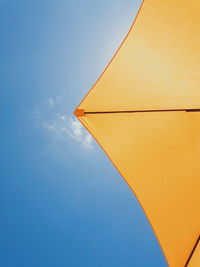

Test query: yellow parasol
[74,0,200,266]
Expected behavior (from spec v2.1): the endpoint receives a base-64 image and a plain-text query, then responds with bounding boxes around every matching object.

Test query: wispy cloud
[37,97,93,149]
[42,115,93,148]
[69,118,93,148]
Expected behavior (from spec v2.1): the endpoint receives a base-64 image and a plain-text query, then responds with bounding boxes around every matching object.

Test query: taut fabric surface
[75,1,200,266]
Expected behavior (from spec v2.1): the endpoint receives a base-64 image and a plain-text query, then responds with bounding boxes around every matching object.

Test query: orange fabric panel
[77,0,200,112]
[78,112,200,267]
[75,0,200,266]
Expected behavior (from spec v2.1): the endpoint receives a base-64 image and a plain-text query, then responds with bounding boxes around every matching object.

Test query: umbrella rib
[184,235,200,267]
[84,109,200,115]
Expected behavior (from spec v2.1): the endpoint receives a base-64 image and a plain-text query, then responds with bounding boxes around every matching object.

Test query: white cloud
[35,97,93,151]
[69,118,93,148]
[69,119,83,140]
[57,114,66,120]
[42,114,93,149]
[82,133,93,148]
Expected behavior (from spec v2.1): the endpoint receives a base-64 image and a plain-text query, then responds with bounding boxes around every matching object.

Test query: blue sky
[0,1,167,266]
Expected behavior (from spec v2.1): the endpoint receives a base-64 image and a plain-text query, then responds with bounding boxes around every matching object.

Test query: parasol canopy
[74,0,200,266]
